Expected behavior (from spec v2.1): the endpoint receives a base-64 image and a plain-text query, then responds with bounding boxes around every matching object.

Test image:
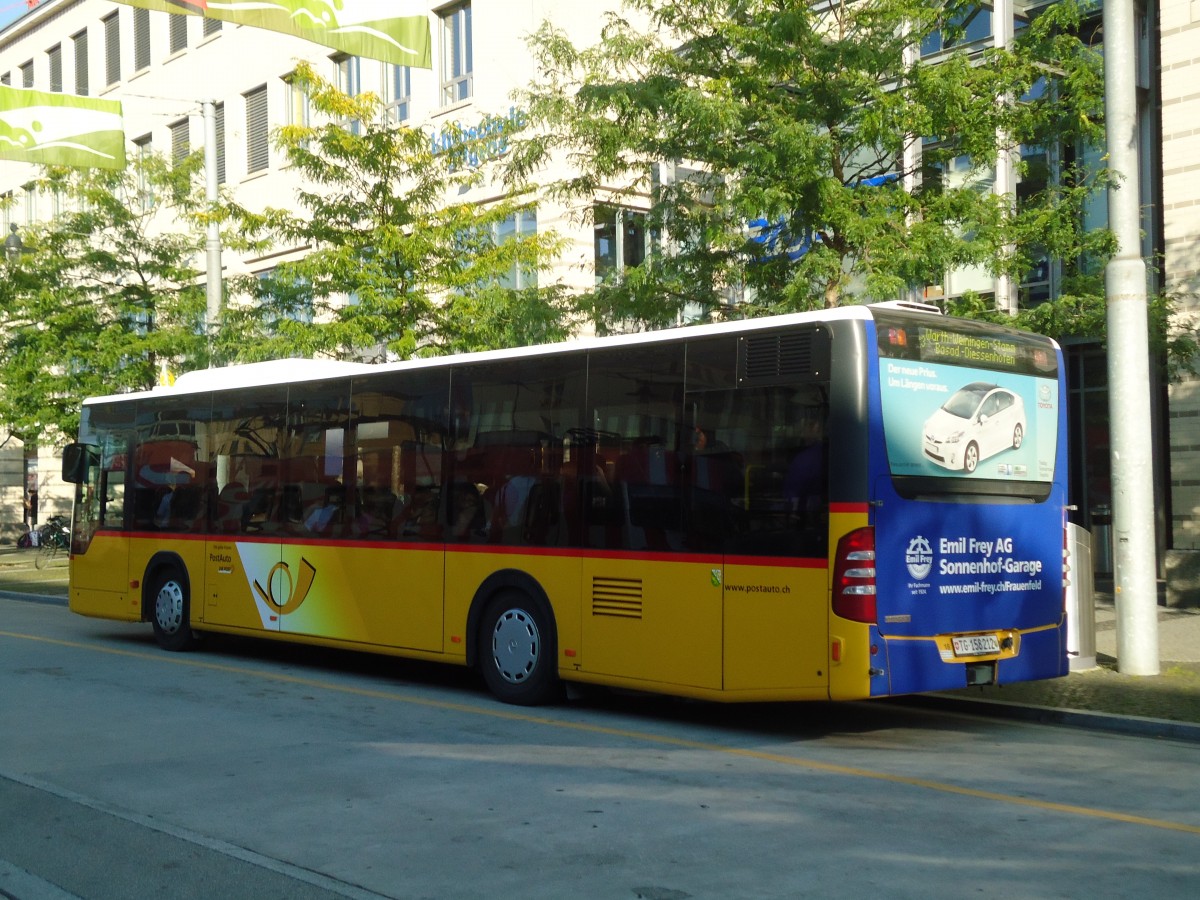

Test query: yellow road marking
[4,628,1200,836]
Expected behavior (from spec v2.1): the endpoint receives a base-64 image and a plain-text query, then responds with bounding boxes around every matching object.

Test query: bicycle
[34,516,71,569]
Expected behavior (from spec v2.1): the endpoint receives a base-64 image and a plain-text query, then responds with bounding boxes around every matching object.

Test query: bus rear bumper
[69,587,141,622]
[876,622,1068,697]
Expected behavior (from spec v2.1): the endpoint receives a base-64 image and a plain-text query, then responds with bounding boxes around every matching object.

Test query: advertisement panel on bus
[868,315,1068,692]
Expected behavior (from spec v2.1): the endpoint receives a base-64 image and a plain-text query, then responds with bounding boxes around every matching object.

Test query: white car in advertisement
[923,382,1026,474]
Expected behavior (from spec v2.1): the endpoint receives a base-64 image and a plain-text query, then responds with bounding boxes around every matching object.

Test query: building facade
[0,0,617,535]
[1160,0,1200,598]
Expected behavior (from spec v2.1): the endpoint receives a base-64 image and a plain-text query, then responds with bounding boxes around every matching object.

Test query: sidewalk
[3,545,1199,732]
[945,591,1200,732]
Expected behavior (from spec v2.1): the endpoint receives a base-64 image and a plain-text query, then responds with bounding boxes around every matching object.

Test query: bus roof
[81,302,1034,407]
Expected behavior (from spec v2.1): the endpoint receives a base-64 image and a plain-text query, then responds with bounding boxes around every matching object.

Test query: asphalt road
[2,594,1199,900]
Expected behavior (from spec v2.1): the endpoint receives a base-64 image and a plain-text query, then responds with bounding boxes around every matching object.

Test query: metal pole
[900,24,923,305]
[203,99,223,354]
[1103,0,1159,675]
[993,0,1017,316]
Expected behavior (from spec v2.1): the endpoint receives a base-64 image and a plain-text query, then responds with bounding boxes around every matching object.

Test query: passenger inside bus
[449,481,488,541]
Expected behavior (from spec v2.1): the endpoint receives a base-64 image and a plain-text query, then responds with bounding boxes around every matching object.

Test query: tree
[505,0,1109,333]
[217,62,574,364]
[0,153,214,443]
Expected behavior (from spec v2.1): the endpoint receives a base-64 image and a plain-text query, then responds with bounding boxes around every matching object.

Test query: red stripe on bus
[125,531,207,542]
[117,531,826,566]
[723,555,826,569]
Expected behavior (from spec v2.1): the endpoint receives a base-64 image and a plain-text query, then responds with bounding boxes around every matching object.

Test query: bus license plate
[952,635,1001,657]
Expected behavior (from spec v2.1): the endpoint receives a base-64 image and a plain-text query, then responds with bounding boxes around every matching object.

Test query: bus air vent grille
[739,327,828,385]
[592,576,644,619]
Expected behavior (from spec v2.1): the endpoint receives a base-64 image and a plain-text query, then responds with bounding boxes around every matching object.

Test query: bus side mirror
[62,443,89,484]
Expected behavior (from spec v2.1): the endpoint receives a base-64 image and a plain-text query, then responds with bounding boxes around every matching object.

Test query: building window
[203,17,222,38]
[169,14,188,55]
[169,118,189,164]
[23,184,37,226]
[384,64,412,124]
[285,73,311,129]
[922,4,993,57]
[594,206,648,283]
[103,12,120,86]
[1017,144,1052,308]
[921,148,996,300]
[73,29,89,96]
[333,54,362,97]
[245,85,269,174]
[440,3,472,105]
[214,102,226,185]
[258,269,314,325]
[19,60,33,89]
[0,74,9,86]
[496,208,538,290]
[47,45,62,92]
[134,134,153,211]
[133,7,150,72]
[333,54,363,133]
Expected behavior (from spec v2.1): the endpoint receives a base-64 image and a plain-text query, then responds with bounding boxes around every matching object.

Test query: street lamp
[5,224,25,261]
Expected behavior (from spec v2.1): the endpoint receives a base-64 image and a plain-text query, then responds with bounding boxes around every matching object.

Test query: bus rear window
[874,314,1060,498]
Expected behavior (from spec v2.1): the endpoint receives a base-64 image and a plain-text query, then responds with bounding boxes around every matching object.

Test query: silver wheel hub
[491,609,539,684]
[155,581,184,634]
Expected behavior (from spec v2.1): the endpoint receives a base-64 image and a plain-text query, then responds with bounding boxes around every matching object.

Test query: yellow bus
[63,303,1068,704]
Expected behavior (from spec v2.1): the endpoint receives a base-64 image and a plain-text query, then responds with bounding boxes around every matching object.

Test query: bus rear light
[833,527,877,623]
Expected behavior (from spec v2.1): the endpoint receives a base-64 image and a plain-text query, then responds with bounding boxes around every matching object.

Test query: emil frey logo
[906,536,934,580]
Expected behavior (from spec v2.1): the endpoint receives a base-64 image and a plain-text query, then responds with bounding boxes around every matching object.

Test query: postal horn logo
[252,557,316,615]
[905,536,933,581]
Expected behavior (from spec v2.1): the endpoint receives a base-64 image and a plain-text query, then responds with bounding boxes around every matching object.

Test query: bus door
[270,375,448,653]
[66,436,134,609]
[202,386,289,633]
[203,454,284,633]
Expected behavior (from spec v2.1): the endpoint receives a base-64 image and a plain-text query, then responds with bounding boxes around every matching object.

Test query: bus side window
[98,468,126,529]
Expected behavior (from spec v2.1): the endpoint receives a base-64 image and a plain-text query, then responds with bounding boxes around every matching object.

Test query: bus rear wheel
[479,592,561,706]
[150,568,198,652]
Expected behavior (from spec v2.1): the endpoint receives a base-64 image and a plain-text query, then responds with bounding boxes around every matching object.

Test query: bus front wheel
[479,592,561,706]
[150,569,198,652]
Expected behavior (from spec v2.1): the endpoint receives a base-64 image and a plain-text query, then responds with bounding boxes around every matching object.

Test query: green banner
[118,1,432,69]
[0,86,126,170]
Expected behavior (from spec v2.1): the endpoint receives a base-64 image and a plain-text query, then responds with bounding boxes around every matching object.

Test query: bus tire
[963,442,979,474]
[150,568,198,652]
[479,591,561,706]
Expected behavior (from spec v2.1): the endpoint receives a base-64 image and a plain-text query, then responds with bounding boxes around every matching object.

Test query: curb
[0,590,67,606]
[897,694,1200,744]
